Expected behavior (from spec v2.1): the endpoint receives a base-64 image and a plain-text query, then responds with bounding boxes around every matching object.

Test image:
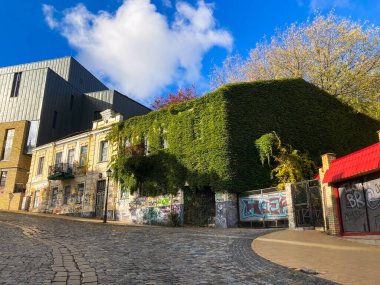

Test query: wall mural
[128,194,183,225]
[239,191,288,221]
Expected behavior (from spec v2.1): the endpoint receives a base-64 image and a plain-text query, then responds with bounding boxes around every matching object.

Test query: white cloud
[42,0,233,101]
[42,4,58,29]
[307,0,351,11]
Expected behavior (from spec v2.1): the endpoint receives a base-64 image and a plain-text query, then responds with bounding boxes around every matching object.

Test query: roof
[323,142,380,184]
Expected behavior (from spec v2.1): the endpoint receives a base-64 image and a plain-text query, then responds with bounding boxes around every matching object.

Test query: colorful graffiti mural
[239,191,288,221]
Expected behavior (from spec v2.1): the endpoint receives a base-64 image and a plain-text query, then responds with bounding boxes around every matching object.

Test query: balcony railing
[48,163,76,180]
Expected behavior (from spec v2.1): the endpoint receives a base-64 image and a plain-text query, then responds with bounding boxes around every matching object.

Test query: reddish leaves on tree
[150,85,198,110]
[125,144,145,157]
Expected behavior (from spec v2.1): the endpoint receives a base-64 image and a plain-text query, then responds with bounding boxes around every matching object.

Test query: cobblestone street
[0,212,334,285]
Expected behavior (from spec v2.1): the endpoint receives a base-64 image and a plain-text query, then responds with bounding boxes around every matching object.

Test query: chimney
[321,153,336,171]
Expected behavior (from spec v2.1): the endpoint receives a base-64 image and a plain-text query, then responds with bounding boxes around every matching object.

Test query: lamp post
[103,169,112,223]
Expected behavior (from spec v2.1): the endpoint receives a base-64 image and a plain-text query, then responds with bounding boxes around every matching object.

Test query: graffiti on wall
[130,204,183,225]
[128,194,183,225]
[339,174,380,233]
[239,191,288,221]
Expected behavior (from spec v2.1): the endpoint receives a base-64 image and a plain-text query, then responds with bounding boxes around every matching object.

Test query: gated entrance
[95,180,106,219]
[292,179,323,227]
[184,187,215,226]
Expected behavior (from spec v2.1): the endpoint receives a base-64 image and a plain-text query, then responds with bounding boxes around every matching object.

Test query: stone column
[215,193,238,228]
[320,153,341,235]
[285,183,296,229]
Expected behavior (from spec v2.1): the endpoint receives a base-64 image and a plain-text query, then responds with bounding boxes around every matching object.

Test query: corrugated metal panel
[0,68,47,122]
[67,58,108,93]
[80,90,114,130]
[37,69,83,146]
[112,91,151,120]
[0,57,71,80]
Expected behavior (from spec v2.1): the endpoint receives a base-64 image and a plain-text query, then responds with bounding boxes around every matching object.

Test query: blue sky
[1,0,379,105]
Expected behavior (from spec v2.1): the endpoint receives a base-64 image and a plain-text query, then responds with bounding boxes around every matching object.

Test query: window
[10,72,22,97]
[34,190,39,208]
[99,141,108,162]
[121,189,129,200]
[51,187,58,207]
[79,146,88,166]
[77,183,84,204]
[55,152,62,164]
[14,183,25,193]
[70,95,74,110]
[37,157,44,175]
[67,149,75,165]
[52,111,58,129]
[2,129,15,160]
[63,186,70,205]
[94,111,101,120]
[0,171,7,188]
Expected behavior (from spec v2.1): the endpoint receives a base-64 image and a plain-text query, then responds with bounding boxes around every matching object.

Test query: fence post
[285,183,296,229]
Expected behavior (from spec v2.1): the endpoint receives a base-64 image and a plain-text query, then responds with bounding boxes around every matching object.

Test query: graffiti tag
[239,192,287,221]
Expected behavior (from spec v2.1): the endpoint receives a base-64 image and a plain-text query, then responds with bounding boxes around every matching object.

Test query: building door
[95,180,106,219]
[338,172,380,233]
[184,186,215,226]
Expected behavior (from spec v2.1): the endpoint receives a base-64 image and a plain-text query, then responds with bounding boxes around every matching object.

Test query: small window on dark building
[70,95,74,110]
[93,111,101,120]
[10,72,22,97]
[52,111,58,128]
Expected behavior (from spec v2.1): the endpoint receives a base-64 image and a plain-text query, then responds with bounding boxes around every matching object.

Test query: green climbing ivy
[109,78,380,194]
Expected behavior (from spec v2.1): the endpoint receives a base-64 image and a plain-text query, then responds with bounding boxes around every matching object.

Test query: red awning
[323,142,380,184]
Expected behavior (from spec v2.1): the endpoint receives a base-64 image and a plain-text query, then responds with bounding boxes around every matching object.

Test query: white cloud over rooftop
[43,0,233,101]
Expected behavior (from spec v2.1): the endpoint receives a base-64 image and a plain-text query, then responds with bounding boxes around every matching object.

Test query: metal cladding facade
[0,56,150,147]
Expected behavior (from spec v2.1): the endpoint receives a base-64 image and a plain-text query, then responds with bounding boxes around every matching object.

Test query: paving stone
[0,211,334,285]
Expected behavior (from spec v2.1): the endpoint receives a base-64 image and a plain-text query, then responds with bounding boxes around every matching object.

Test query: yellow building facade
[0,121,31,210]
[26,109,184,224]
[26,110,124,219]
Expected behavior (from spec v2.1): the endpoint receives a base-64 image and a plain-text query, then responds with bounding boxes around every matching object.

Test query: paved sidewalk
[253,230,380,285]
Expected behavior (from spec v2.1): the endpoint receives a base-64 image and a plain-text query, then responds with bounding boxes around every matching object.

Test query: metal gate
[95,180,106,219]
[292,180,323,227]
[184,187,215,226]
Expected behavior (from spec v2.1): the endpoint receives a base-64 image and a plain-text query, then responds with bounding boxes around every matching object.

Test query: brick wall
[0,121,31,210]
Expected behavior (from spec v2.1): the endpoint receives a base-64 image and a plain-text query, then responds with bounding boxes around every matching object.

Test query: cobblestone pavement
[0,212,335,285]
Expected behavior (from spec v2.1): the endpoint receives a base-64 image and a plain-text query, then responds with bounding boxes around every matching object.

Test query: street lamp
[103,169,112,223]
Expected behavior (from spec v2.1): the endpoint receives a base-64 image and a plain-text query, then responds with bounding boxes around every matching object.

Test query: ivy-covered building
[109,79,380,227]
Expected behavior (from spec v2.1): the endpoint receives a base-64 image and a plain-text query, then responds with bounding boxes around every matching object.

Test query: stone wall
[116,192,184,226]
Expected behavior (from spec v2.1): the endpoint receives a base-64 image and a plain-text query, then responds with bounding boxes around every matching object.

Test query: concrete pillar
[215,192,238,228]
[285,183,296,229]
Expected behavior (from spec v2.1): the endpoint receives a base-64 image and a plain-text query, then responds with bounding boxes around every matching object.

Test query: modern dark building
[0,56,150,150]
